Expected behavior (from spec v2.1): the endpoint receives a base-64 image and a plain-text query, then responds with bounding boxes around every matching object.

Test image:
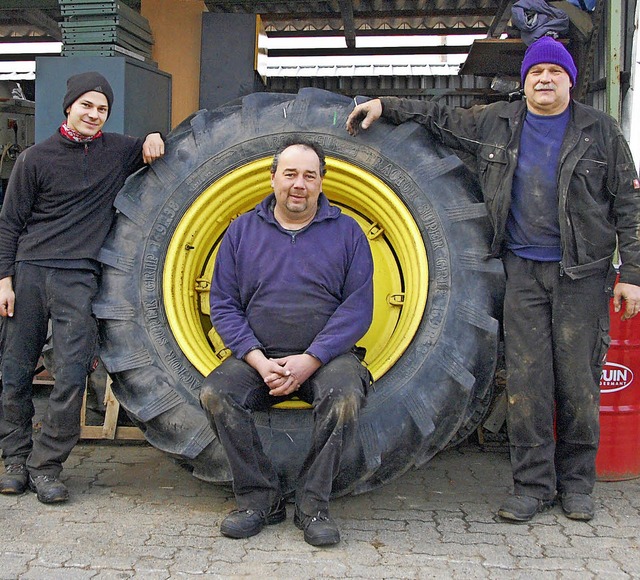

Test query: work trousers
[200,353,369,515]
[0,316,5,435]
[503,252,610,500]
[0,263,98,477]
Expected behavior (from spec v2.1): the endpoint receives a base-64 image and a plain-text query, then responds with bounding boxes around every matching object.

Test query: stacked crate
[59,0,155,65]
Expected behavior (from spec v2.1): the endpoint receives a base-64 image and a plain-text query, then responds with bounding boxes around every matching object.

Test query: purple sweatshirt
[209,193,374,364]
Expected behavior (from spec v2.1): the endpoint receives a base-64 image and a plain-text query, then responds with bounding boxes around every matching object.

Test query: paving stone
[20,566,96,579]
[610,547,640,577]
[345,565,422,579]
[167,547,214,575]
[0,553,32,579]
[479,543,519,570]
[92,571,139,580]
[585,557,632,578]
[516,556,585,572]
[2,442,640,578]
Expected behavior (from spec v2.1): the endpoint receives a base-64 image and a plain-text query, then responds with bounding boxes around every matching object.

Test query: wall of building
[266,74,493,108]
[199,13,265,110]
[142,0,205,128]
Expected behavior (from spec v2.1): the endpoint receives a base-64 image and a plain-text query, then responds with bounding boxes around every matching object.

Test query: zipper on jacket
[84,143,89,181]
[559,262,565,277]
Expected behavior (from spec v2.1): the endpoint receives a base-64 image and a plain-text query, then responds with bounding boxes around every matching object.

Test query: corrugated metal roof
[0,1,511,84]
[1,1,511,42]
[206,1,512,57]
[204,0,507,34]
[265,68,494,107]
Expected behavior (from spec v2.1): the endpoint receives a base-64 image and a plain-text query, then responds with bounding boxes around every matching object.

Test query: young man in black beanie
[0,71,165,503]
[347,36,640,523]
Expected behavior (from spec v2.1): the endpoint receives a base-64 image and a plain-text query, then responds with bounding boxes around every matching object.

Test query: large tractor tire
[94,88,504,496]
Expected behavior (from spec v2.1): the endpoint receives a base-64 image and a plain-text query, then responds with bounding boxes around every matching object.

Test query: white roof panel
[265,62,461,77]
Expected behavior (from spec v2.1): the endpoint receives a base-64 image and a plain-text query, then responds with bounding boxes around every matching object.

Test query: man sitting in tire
[199,137,374,546]
[347,36,640,523]
[0,72,165,504]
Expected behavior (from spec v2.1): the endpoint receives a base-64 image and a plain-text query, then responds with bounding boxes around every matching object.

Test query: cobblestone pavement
[1,440,639,579]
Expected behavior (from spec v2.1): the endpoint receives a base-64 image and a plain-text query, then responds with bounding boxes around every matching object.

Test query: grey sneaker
[28,474,69,504]
[0,464,28,495]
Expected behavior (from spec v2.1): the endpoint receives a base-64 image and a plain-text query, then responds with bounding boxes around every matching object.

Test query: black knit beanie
[62,72,114,118]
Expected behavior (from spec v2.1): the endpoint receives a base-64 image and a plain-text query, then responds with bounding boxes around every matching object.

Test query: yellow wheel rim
[163,156,428,389]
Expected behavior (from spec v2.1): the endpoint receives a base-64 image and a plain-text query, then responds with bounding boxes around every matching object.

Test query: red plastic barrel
[596,288,640,481]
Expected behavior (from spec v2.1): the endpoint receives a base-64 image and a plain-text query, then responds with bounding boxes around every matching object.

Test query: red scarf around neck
[60,122,103,143]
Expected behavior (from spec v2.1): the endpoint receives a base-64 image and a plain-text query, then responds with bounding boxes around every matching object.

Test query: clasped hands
[245,350,322,397]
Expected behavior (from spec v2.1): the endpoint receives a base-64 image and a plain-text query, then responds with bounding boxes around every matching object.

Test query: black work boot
[28,474,69,504]
[497,494,554,523]
[559,492,595,521]
[294,506,340,546]
[220,497,287,539]
[0,464,28,495]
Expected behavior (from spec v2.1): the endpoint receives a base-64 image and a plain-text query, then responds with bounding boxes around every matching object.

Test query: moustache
[534,82,558,91]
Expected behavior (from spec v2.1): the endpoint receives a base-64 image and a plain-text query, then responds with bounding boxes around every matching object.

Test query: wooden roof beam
[338,0,356,48]
[487,0,514,38]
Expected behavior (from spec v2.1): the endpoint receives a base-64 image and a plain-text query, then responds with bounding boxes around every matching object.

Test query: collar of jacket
[256,192,341,227]
[55,129,105,149]
[567,100,600,131]
[497,99,598,131]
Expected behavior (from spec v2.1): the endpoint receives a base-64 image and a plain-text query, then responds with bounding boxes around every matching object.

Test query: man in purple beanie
[347,36,640,522]
[0,72,165,503]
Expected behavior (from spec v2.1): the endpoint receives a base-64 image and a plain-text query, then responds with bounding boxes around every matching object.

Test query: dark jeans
[200,353,370,515]
[503,252,610,500]
[0,263,98,477]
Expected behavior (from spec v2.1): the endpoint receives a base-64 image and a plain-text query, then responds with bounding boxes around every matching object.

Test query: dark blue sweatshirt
[209,193,374,364]
[506,108,570,261]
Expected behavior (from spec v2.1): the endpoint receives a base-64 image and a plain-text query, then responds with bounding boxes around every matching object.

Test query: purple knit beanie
[520,36,577,86]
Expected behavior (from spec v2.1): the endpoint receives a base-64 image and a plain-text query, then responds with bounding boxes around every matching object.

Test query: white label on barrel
[600,361,634,393]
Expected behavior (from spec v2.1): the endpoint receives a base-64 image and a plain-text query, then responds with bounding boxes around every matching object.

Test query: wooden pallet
[32,358,144,441]
[80,376,145,441]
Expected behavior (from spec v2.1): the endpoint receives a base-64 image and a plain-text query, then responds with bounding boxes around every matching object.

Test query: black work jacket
[380,97,640,286]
